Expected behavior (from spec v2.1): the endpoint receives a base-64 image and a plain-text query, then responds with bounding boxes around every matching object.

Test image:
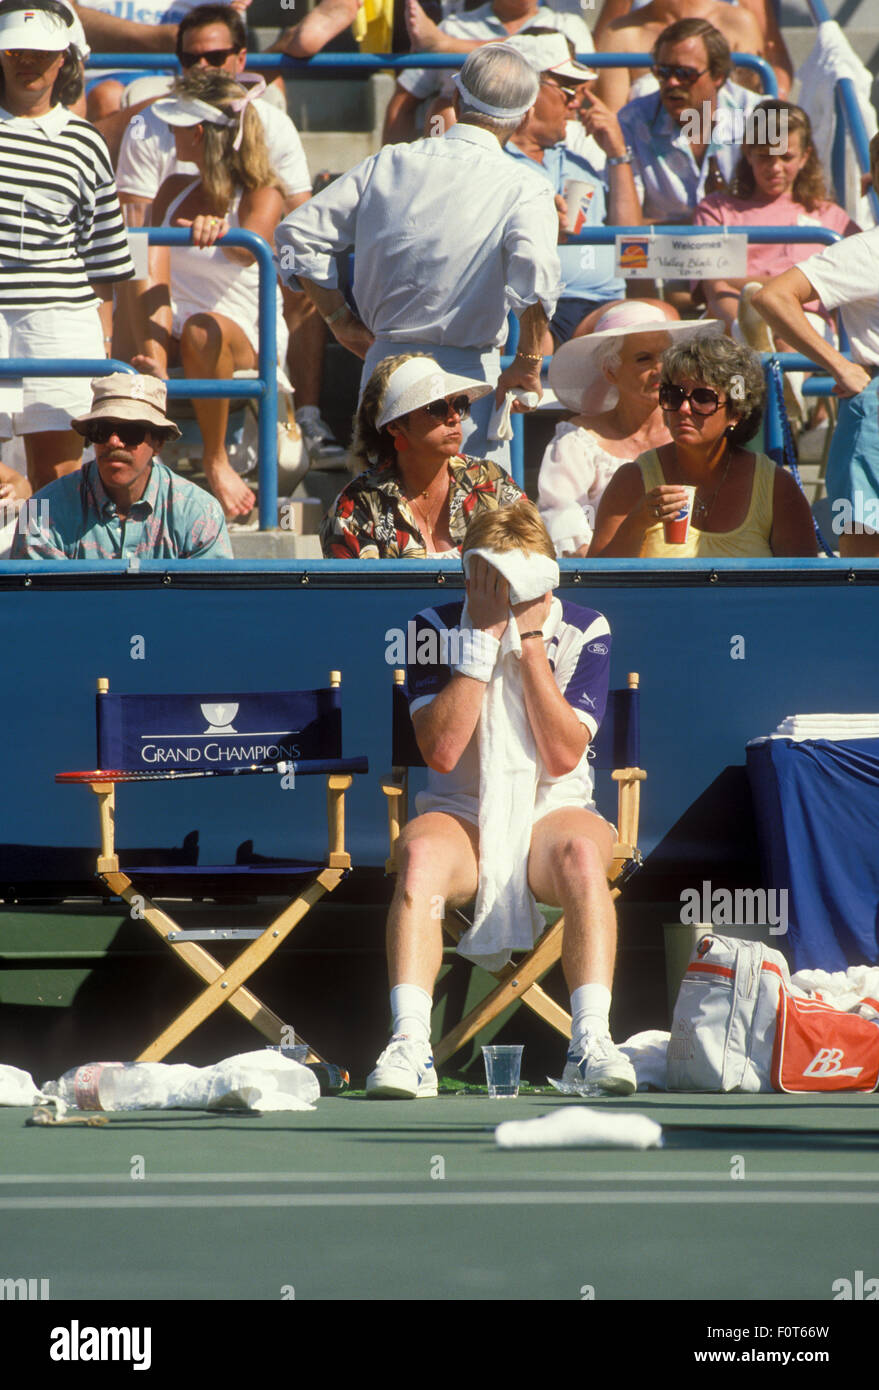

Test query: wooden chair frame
[382,669,645,1065]
[63,672,364,1064]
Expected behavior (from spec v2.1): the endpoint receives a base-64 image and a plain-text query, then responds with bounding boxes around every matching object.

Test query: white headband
[451,68,535,120]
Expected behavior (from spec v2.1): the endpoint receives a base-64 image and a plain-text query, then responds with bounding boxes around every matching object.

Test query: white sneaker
[366,1034,438,1099]
[296,406,347,470]
[560,1032,637,1096]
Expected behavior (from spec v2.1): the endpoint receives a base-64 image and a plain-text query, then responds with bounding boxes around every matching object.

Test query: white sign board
[615,232,749,280]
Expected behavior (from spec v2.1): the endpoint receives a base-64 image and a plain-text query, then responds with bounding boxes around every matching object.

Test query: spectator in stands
[383,0,594,143]
[0,0,134,493]
[538,300,716,555]
[76,0,249,120]
[588,334,817,556]
[112,4,343,469]
[694,101,859,340]
[503,34,641,354]
[365,496,636,1100]
[133,68,287,519]
[618,19,760,224]
[277,44,561,466]
[11,373,232,559]
[753,134,879,559]
[593,0,791,112]
[321,353,523,558]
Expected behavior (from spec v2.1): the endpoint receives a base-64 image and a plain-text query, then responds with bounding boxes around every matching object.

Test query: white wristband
[452,628,500,683]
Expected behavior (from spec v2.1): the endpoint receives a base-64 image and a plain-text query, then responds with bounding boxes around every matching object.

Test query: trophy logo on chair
[200,703,239,735]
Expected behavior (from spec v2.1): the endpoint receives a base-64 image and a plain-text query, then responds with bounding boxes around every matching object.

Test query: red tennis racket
[56,764,294,784]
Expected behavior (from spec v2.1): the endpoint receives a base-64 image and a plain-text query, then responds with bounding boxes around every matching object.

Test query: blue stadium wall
[1,557,878,1076]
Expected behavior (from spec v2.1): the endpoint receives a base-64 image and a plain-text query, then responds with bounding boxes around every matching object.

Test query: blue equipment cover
[746,737,879,972]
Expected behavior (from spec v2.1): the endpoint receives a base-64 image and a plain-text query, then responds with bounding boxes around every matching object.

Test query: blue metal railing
[801,0,879,221]
[145,227,279,531]
[87,51,776,91]
[0,229,279,530]
[503,224,847,486]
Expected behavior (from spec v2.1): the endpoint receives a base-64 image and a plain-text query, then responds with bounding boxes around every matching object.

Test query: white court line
[1,1192,878,1210]
[0,1170,877,1185]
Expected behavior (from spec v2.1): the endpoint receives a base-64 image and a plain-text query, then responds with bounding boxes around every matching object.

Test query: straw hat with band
[375,357,493,429]
[71,374,182,442]
[548,303,724,414]
[0,1,89,59]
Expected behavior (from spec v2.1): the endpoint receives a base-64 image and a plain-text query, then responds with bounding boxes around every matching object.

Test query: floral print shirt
[320,454,524,559]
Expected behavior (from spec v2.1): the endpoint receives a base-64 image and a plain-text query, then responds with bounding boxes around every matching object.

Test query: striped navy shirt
[407,598,612,738]
[0,103,135,308]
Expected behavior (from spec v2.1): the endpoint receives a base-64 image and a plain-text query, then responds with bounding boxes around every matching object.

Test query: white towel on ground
[495,1107,663,1149]
[455,547,560,971]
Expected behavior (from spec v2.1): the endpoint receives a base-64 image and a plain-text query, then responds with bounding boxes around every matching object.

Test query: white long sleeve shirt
[274,123,561,351]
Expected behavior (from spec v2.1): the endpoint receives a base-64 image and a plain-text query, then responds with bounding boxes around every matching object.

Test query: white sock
[390,983,433,1046]
[570,984,612,1044]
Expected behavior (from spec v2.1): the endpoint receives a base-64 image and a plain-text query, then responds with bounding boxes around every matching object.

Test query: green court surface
[1,1090,877,1304]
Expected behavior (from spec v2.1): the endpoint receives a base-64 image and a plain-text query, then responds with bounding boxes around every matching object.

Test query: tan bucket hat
[71,374,182,442]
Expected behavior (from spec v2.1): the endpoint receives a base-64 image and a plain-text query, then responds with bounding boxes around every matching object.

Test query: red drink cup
[663,486,696,545]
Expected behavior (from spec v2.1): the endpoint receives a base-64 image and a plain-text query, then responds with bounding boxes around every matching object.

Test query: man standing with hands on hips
[274,44,562,467]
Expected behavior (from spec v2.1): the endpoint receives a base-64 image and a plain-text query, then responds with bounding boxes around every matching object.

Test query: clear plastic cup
[482,1045,524,1098]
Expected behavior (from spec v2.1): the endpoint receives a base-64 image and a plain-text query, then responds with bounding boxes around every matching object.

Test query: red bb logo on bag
[772,994,879,1093]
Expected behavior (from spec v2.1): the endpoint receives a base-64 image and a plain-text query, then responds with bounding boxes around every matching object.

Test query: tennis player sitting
[367,498,636,1098]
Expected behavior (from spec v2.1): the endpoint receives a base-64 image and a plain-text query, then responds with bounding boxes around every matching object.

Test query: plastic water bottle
[43,1062,159,1111]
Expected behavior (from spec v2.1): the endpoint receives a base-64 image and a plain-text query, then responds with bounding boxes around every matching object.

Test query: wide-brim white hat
[549,302,723,414]
[375,357,493,429]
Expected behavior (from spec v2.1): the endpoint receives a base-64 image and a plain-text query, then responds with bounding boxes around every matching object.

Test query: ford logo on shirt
[587,642,608,655]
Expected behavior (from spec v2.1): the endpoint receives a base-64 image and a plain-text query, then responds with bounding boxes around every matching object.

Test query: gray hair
[661,334,765,446]
[456,43,539,139]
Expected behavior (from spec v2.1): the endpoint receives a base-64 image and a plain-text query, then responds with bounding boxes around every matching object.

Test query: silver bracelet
[322,302,351,326]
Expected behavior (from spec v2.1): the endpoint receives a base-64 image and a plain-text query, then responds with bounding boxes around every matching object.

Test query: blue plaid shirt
[11,458,232,561]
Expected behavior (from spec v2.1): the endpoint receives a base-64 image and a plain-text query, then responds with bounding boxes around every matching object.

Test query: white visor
[151,94,237,130]
[375,357,493,429]
[0,7,76,52]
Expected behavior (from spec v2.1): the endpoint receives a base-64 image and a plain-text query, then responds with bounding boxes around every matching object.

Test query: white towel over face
[456,547,560,971]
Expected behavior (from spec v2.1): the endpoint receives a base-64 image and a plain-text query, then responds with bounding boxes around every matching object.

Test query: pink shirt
[693,191,859,316]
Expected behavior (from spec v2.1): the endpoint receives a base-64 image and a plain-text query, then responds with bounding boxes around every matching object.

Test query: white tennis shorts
[0,304,105,437]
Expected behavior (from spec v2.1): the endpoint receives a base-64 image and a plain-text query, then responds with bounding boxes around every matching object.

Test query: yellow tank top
[637,450,776,558]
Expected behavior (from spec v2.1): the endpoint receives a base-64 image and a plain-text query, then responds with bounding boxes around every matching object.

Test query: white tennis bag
[667,933,879,1093]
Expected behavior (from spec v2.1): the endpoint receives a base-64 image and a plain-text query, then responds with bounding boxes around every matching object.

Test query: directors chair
[383,669,645,1065]
[57,673,367,1063]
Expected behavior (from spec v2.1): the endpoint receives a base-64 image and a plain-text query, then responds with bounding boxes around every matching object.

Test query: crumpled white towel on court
[495,1107,663,1149]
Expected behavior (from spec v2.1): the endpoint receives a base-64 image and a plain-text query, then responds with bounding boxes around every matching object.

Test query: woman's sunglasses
[423,395,470,422]
[84,420,152,447]
[179,47,240,69]
[659,384,724,416]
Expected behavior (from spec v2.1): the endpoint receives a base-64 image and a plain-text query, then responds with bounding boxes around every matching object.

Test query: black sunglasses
[84,420,152,447]
[652,64,709,84]
[659,384,724,416]
[423,395,470,422]
[179,47,240,69]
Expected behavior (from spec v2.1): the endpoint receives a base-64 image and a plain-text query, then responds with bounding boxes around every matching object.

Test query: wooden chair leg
[433,919,566,1066]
